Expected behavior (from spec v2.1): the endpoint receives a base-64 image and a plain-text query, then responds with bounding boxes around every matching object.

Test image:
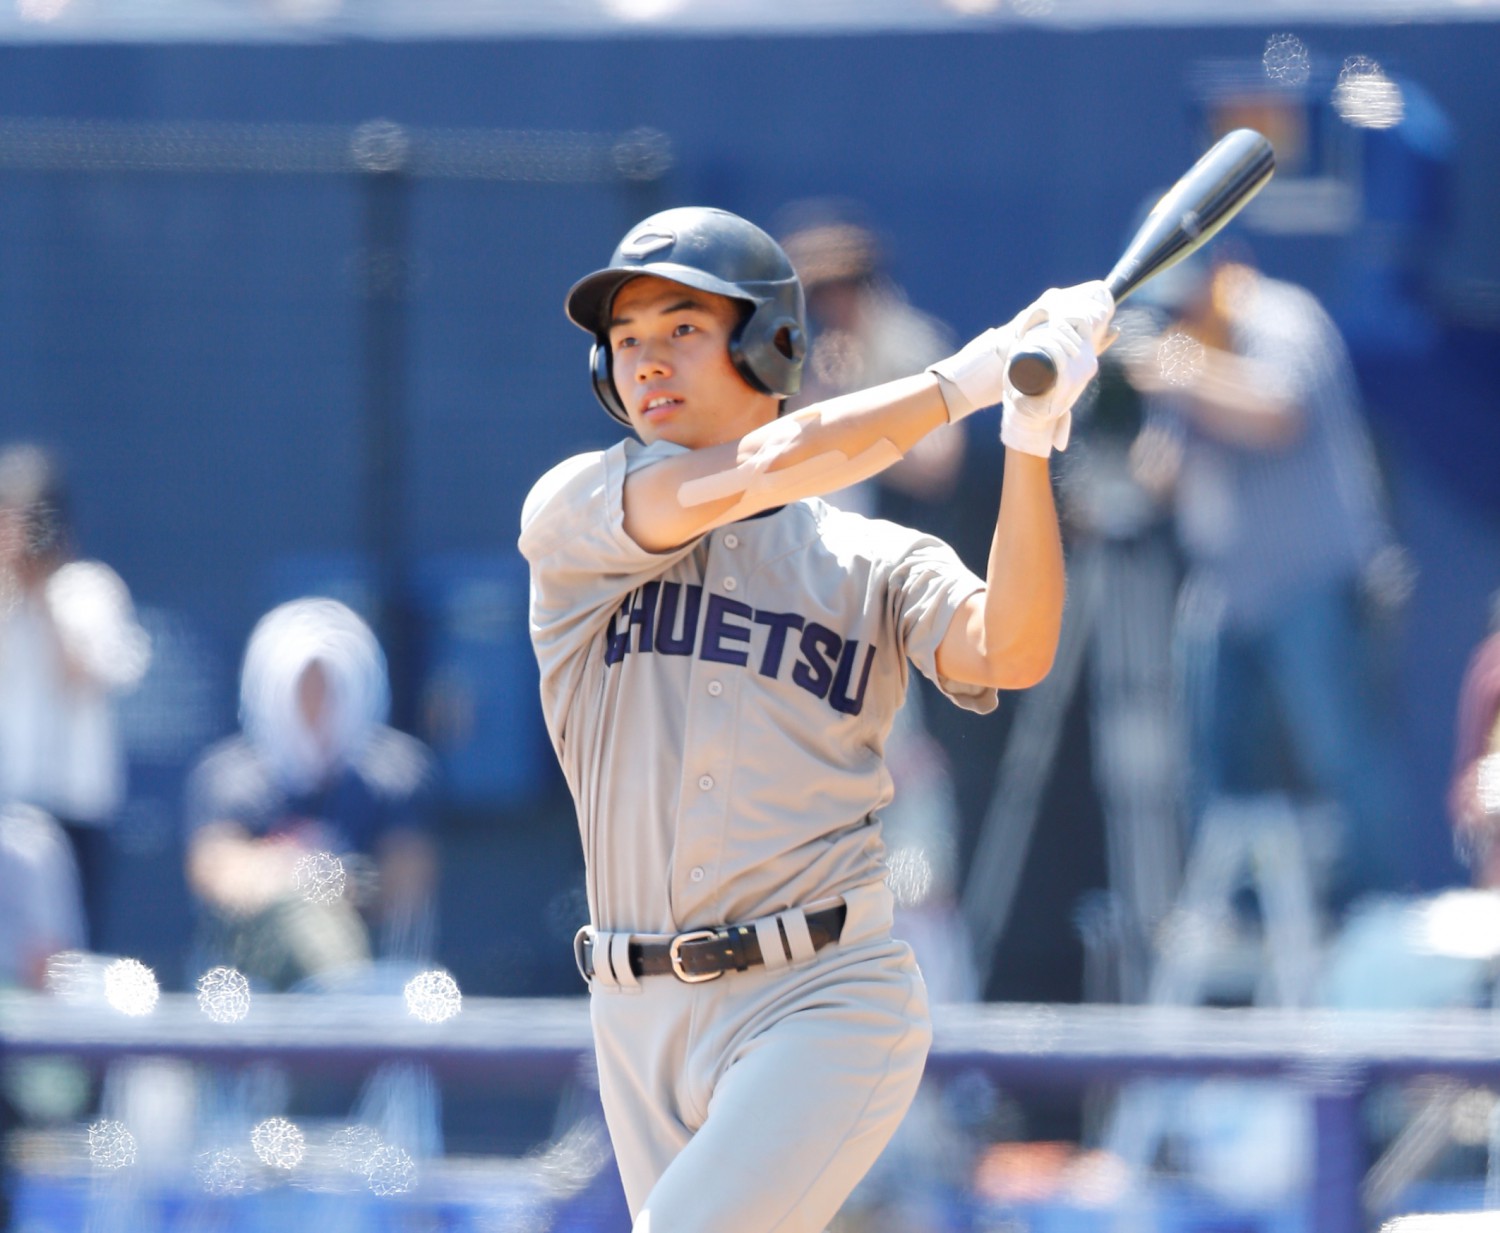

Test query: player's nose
[633,342,672,380]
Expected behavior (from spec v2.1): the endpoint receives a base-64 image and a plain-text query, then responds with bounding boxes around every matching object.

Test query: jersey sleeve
[519,439,703,747]
[888,533,998,715]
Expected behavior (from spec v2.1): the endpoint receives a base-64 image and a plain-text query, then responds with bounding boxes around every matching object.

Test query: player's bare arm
[622,369,953,552]
[935,450,1064,690]
[619,281,1114,554]
[934,283,1116,690]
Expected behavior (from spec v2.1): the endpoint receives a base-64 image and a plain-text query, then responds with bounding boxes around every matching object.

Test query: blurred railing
[5,996,1500,1230]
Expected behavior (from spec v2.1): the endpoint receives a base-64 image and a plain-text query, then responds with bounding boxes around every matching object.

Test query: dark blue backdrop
[1,20,1495,996]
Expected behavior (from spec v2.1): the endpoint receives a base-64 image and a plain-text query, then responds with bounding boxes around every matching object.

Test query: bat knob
[1006,347,1058,397]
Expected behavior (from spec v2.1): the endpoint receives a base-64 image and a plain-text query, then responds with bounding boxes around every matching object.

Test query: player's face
[607,275,778,448]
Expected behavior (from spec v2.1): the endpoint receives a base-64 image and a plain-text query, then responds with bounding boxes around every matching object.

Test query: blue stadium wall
[0,20,1495,994]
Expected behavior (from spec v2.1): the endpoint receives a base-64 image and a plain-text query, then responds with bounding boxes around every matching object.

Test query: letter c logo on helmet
[565,207,808,427]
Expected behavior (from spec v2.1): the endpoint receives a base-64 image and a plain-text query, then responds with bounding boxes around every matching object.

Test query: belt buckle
[668,929,723,983]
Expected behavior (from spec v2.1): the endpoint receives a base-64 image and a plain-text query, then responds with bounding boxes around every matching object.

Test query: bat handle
[1005,345,1058,397]
[1005,271,1133,398]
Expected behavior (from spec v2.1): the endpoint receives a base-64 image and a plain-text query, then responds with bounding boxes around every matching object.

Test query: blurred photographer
[1122,250,1406,905]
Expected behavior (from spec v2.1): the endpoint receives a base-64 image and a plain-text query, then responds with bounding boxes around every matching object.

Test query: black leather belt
[576,904,847,984]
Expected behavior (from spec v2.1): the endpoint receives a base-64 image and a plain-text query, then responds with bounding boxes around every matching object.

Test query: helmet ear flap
[590,340,632,426]
[731,312,808,398]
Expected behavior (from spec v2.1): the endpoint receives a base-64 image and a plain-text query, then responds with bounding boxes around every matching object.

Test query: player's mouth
[639,393,684,422]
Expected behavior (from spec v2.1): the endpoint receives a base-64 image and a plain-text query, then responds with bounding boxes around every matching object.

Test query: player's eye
[612,335,637,352]
[672,322,697,337]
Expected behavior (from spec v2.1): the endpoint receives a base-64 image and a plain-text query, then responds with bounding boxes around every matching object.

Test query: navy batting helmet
[566,207,807,426]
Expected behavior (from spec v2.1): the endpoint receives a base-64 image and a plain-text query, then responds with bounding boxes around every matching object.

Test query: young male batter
[519,207,1112,1233]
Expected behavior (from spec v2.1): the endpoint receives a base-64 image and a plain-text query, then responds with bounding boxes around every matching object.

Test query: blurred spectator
[184,598,438,990]
[1,803,87,1233]
[1123,251,1404,905]
[1448,602,1500,886]
[0,802,85,991]
[0,444,150,947]
[777,199,966,517]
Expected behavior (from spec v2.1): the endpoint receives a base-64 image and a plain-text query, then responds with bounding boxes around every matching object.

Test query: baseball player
[519,207,1112,1233]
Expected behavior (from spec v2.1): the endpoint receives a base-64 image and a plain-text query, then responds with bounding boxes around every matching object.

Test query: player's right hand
[1001,281,1115,457]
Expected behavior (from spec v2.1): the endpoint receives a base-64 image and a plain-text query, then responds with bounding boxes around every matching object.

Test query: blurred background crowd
[1,2,1500,1231]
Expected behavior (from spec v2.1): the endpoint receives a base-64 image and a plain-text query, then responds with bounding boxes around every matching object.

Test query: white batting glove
[927,319,1022,423]
[1001,281,1115,457]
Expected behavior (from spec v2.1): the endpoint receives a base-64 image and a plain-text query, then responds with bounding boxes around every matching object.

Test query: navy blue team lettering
[605,586,877,716]
[655,582,702,656]
[830,641,877,715]
[753,610,804,678]
[702,595,754,666]
[792,623,839,699]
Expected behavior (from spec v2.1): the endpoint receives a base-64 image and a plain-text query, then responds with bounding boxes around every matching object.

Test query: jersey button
[689,867,705,883]
[722,577,738,592]
[723,533,739,549]
[698,775,714,791]
[707,680,723,697]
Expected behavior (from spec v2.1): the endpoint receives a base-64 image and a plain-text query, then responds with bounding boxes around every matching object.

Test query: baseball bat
[1005,127,1276,396]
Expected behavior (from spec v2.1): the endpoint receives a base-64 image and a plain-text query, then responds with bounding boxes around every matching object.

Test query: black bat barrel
[1005,128,1275,398]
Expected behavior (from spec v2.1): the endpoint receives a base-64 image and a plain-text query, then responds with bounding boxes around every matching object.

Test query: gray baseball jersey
[520,436,995,932]
[519,434,997,1230]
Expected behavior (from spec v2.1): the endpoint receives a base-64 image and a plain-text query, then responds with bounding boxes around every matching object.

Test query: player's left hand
[1001,281,1116,457]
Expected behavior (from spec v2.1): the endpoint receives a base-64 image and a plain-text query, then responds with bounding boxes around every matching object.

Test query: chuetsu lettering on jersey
[603,581,878,716]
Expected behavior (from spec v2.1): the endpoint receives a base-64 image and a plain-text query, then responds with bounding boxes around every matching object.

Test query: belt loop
[776,908,817,967]
[752,917,790,972]
[589,929,623,992]
[573,926,594,987]
[607,932,641,993]
[839,881,893,946]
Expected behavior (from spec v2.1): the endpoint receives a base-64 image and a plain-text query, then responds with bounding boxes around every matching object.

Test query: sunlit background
[1,2,1499,1231]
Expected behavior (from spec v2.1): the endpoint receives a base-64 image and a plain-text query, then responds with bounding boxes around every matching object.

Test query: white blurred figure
[184,598,439,990]
[0,445,151,948]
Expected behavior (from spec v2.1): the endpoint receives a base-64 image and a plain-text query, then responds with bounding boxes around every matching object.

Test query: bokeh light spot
[1262,33,1311,86]
[329,1124,384,1175]
[404,969,462,1024]
[16,0,71,22]
[1157,331,1206,387]
[88,1120,137,1170]
[1333,56,1405,129]
[251,1116,306,1169]
[886,845,937,908]
[195,1148,249,1195]
[196,966,251,1023]
[103,957,160,1016]
[292,850,347,904]
[365,1144,418,1196]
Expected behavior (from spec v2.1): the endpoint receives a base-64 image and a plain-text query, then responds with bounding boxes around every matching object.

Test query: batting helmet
[566,207,807,426]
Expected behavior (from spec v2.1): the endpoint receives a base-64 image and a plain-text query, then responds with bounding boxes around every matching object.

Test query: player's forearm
[937,451,1064,690]
[625,374,950,550]
[980,451,1066,685]
[774,372,952,467]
